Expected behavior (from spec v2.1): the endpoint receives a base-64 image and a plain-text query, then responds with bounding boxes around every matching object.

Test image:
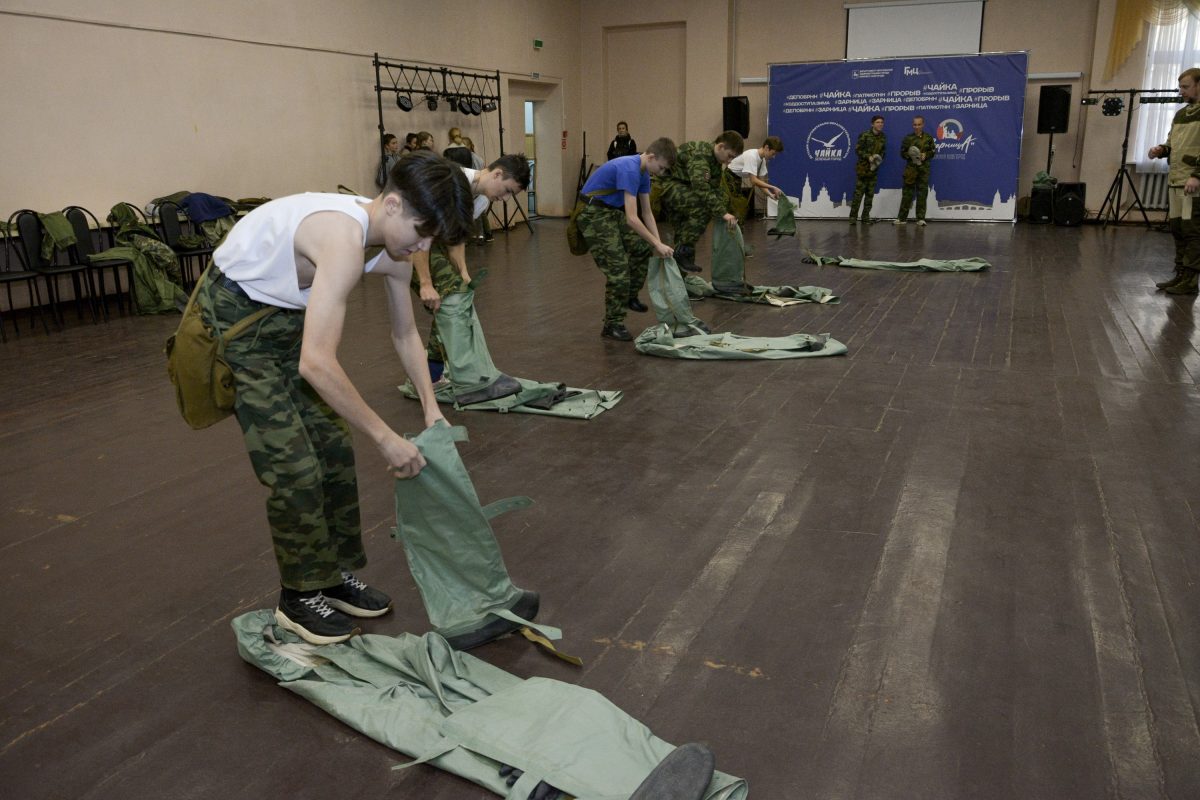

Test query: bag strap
[194,262,281,343]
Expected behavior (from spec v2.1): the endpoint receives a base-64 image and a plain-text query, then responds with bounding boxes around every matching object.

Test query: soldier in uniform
[653,131,744,273]
[410,154,529,383]
[894,115,937,225]
[199,151,474,645]
[849,115,885,223]
[578,137,678,340]
[1149,67,1200,295]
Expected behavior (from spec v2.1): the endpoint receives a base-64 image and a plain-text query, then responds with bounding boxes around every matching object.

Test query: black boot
[629,743,716,800]
[1165,269,1199,295]
[627,296,648,312]
[674,244,702,273]
[1157,269,1185,289]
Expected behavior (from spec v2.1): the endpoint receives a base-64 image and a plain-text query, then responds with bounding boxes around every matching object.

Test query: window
[1134,11,1200,172]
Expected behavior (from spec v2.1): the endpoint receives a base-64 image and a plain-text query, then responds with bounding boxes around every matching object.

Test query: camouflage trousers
[410,243,469,365]
[199,266,365,591]
[578,202,651,325]
[1169,188,1200,273]
[657,180,716,247]
[898,166,932,221]
[848,174,878,219]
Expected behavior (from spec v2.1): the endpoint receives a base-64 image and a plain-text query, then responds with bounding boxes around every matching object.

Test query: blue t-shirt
[581,155,649,208]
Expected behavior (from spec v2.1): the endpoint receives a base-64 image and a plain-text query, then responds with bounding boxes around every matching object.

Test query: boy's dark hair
[763,136,784,152]
[417,131,435,149]
[487,153,532,190]
[714,130,745,154]
[871,115,884,124]
[405,132,419,145]
[618,120,628,128]
[646,137,677,166]
[384,150,474,245]
[382,133,397,147]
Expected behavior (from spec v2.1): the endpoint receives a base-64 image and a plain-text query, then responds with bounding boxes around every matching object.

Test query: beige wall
[0,0,581,217]
[579,1,732,166]
[0,0,1172,222]
[581,0,1158,214]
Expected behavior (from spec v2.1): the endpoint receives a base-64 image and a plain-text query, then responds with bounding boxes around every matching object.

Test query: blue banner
[767,53,1028,220]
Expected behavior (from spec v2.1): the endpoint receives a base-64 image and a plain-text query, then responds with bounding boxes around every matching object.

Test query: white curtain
[1133,11,1200,173]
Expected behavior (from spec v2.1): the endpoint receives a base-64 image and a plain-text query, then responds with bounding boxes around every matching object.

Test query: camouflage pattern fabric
[196,267,364,591]
[849,130,886,219]
[410,243,469,364]
[577,202,651,326]
[199,215,236,247]
[897,131,937,221]
[654,140,728,247]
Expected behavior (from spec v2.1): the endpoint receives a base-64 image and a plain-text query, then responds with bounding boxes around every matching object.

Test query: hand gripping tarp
[767,194,797,238]
[393,422,557,643]
[232,611,749,799]
[645,256,708,337]
[684,275,839,307]
[398,377,622,419]
[696,226,839,306]
[635,324,847,360]
[803,251,991,272]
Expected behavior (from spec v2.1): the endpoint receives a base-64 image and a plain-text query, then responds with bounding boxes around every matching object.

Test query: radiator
[1138,171,1170,210]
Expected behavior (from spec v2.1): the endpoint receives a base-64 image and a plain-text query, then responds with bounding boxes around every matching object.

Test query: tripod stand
[1094,89,1151,227]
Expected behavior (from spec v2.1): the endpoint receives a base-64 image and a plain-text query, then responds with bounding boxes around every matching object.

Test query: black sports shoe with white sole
[275,591,360,645]
[322,571,394,618]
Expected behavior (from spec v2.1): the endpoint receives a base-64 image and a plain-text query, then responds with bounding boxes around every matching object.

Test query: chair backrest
[6,209,45,271]
[62,206,102,259]
[157,201,184,247]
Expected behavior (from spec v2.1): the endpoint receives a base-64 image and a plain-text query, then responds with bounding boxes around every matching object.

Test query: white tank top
[214,193,384,309]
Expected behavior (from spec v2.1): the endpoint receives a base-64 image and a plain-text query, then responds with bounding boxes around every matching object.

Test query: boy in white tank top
[202,151,474,644]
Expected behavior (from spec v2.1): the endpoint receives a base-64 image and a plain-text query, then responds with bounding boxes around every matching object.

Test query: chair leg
[31,279,50,334]
[43,276,64,329]
[86,269,104,323]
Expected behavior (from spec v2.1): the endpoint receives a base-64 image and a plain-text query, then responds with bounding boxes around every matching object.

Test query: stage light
[1102,97,1125,116]
[396,93,413,112]
[1081,97,1099,106]
[481,99,497,113]
[425,95,439,111]
[448,96,460,113]
[468,98,482,116]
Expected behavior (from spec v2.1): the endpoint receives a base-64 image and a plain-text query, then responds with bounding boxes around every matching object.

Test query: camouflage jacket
[900,132,937,167]
[664,140,729,219]
[855,130,886,176]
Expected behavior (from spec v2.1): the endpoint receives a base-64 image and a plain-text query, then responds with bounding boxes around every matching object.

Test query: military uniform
[897,131,937,222]
[849,129,886,222]
[654,140,729,254]
[578,154,654,329]
[206,194,381,591]
[1154,101,1200,294]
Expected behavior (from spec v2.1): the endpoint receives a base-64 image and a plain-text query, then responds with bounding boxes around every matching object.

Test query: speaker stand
[1045,131,1055,175]
[1095,89,1152,228]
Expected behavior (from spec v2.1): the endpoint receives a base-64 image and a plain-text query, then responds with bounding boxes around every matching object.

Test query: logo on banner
[806,122,851,161]
[936,118,977,155]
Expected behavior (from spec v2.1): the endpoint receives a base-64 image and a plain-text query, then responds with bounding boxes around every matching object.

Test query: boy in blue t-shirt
[577,137,677,340]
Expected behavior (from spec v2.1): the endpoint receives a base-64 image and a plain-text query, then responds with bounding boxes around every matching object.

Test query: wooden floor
[3,216,1200,799]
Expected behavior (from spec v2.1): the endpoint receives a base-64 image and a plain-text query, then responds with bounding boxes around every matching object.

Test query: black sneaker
[601,323,633,341]
[275,591,360,645]
[323,571,393,618]
[628,296,649,312]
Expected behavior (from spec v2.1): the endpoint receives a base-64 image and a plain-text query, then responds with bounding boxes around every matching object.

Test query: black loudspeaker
[1037,85,1072,134]
[1054,182,1086,226]
[1029,185,1053,223]
[723,96,750,138]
